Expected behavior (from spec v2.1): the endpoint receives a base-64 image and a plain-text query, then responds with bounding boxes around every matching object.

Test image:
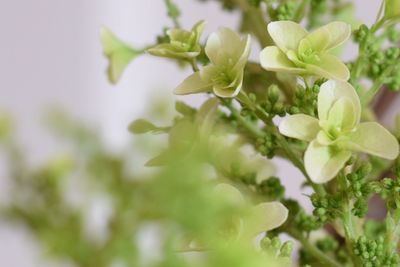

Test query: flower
[147,20,205,60]
[279,80,399,183]
[174,28,251,98]
[214,183,288,241]
[100,27,142,84]
[260,21,351,81]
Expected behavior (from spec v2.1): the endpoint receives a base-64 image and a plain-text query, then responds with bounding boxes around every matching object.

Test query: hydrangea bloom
[260,21,351,81]
[147,20,205,60]
[175,28,251,98]
[215,183,288,241]
[279,80,399,183]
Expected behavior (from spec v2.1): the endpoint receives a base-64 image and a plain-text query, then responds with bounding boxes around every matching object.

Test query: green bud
[267,85,280,104]
[280,241,293,257]
[175,101,196,116]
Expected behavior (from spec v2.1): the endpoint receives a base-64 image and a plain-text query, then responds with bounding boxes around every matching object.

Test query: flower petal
[174,72,213,95]
[213,72,243,98]
[305,21,351,52]
[267,21,308,52]
[205,28,245,65]
[244,202,288,237]
[192,20,206,44]
[326,97,357,131]
[279,114,320,141]
[214,183,245,206]
[318,80,361,124]
[233,34,251,71]
[306,53,350,81]
[260,46,308,74]
[304,141,352,183]
[347,122,400,160]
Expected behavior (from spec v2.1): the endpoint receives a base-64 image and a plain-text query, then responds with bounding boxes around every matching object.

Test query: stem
[189,58,200,72]
[236,92,325,195]
[289,230,343,267]
[338,173,361,267]
[234,0,272,47]
[361,65,394,106]
[293,0,310,22]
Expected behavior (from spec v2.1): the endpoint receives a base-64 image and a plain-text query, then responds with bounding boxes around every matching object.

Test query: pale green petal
[304,141,352,183]
[326,97,357,131]
[279,114,320,141]
[205,28,244,65]
[100,27,140,84]
[191,20,206,43]
[347,122,400,160]
[213,71,243,98]
[305,21,351,52]
[299,30,330,54]
[306,53,350,81]
[244,202,288,237]
[267,21,308,52]
[260,46,308,74]
[205,32,221,64]
[147,44,200,59]
[174,72,213,95]
[214,183,245,205]
[233,34,251,71]
[196,98,220,137]
[318,80,361,124]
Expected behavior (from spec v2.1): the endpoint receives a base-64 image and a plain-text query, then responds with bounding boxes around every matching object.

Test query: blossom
[214,183,288,241]
[174,28,251,98]
[147,20,206,60]
[260,21,351,81]
[100,27,142,84]
[279,80,399,183]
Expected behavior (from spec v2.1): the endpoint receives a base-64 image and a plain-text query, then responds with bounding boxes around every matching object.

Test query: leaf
[100,27,141,84]
[164,0,181,21]
[128,119,157,134]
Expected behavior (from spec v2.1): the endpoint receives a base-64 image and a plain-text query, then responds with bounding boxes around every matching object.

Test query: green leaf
[100,27,141,84]
[128,119,157,134]
[164,0,181,22]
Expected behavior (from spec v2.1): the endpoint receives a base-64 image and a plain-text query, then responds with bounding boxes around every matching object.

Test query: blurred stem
[289,230,343,267]
[293,0,310,22]
[189,58,200,72]
[234,0,272,47]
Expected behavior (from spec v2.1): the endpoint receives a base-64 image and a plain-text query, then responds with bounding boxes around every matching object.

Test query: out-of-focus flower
[279,80,399,183]
[175,28,251,98]
[147,20,206,60]
[260,21,351,81]
[100,27,142,84]
[214,183,288,241]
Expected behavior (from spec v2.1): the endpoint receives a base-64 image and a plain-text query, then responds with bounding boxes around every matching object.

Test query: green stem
[189,58,200,72]
[289,230,343,267]
[361,65,394,106]
[338,173,361,267]
[293,0,310,22]
[236,92,325,195]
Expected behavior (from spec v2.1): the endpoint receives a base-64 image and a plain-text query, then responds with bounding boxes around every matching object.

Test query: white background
[0,1,395,266]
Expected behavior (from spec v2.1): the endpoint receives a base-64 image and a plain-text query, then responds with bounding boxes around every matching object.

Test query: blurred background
[0,0,397,266]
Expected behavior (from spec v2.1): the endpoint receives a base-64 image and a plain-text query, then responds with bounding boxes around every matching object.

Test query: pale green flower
[214,183,288,241]
[260,21,351,81]
[147,20,205,60]
[174,28,251,98]
[384,0,400,19]
[279,80,399,183]
[100,27,142,84]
